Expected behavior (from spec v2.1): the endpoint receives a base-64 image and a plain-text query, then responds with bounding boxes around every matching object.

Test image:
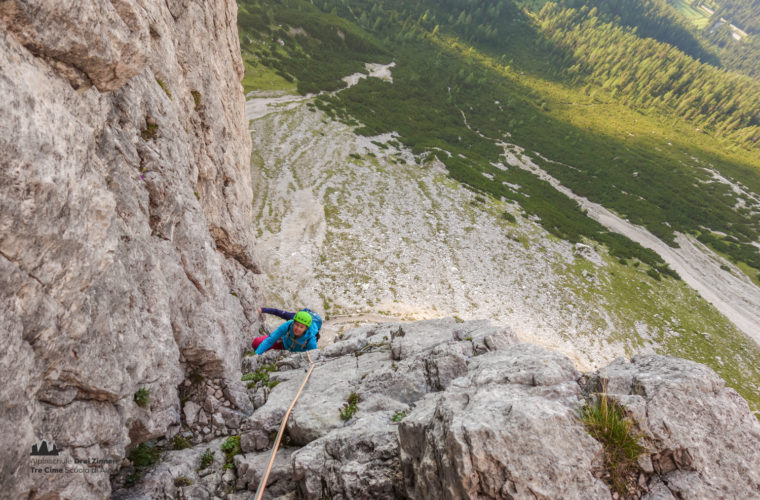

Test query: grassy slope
[667,0,712,28]
[238,0,760,413]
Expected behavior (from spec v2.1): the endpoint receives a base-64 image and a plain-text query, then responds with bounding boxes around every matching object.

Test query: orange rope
[254,352,314,500]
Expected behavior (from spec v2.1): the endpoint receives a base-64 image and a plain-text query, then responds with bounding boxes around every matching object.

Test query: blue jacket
[255,311,322,354]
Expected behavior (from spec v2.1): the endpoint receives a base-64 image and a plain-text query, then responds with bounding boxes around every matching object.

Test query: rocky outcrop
[0,1,259,498]
[118,319,760,499]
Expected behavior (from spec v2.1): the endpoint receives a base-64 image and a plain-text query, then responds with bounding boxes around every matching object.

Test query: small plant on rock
[134,388,150,408]
[173,476,193,487]
[580,391,645,495]
[242,362,278,389]
[199,448,214,470]
[391,410,407,422]
[191,90,202,110]
[221,435,241,468]
[155,77,172,99]
[340,392,360,421]
[141,118,159,140]
[172,435,192,450]
[129,442,160,468]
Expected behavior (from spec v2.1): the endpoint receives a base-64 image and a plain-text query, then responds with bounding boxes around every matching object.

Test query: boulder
[597,355,760,498]
[399,344,608,499]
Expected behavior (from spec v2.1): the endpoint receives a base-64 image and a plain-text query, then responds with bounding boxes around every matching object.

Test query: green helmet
[293,310,312,327]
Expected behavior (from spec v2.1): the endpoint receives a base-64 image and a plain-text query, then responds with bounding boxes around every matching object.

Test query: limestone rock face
[598,355,760,498]
[0,1,259,498]
[127,320,760,500]
[399,344,609,500]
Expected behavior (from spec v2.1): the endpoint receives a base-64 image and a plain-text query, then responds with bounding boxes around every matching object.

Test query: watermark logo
[28,437,118,475]
[30,439,60,456]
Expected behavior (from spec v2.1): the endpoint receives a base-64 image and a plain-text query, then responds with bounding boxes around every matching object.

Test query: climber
[252,307,322,354]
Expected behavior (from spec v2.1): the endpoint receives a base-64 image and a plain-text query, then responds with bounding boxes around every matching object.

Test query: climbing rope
[254,351,315,500]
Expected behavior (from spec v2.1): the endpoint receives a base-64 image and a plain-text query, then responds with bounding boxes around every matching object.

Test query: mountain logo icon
[30,440,60,456]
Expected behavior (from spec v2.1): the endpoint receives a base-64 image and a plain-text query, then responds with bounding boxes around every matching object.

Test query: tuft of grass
[340,392,359,421]
[141,119,159,140]
[199,448,214,470]
[221,435,241,467]
[580,391,644,495]
[156,77,172,99]
[172,435,192,450]
[134,388,150,408]
[173,476,193,487]
[129,442,161,468]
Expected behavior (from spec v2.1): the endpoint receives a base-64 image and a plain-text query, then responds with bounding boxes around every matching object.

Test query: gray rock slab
[598,355,760,498]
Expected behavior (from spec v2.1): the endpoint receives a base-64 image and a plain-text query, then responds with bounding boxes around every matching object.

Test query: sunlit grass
[241,57,298,94]
[581,391,644,495]
[667,0,711,29]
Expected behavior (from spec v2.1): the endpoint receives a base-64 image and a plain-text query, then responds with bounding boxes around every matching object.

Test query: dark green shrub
[129,442,160,468]
[501,211,517,223]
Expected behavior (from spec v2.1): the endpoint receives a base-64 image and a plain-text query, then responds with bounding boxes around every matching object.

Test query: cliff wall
[0,1,260,497]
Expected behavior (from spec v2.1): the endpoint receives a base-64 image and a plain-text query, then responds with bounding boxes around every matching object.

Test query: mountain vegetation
[238,0,760,409]
[706,0,760,34]
[239,0,760,284]
[663,0,760,81]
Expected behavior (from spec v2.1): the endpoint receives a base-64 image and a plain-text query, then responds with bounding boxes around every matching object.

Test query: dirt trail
[505,144,760,345]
